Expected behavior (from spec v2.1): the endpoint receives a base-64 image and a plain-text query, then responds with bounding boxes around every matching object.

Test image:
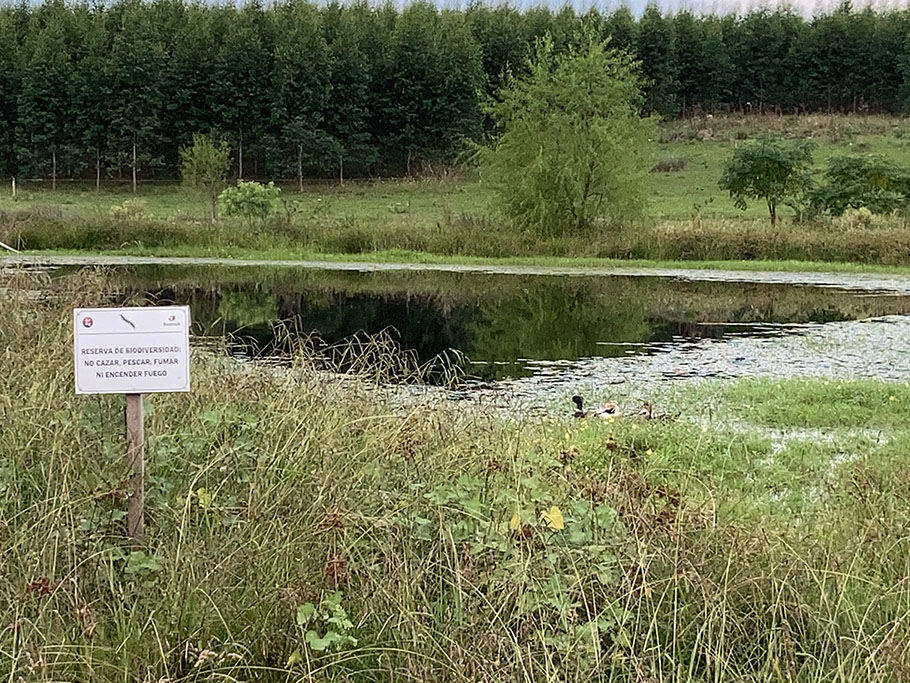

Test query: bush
[179,133,231,222]
[812,154,910,216]
[219,180,282,228]
[651,155,687,173]
[108,199,148,222]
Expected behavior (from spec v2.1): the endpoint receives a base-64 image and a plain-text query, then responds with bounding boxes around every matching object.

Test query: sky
[421,0,907,17]
[4,0,907,19]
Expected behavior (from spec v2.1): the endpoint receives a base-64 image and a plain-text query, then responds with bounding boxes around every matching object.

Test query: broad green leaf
[296,603,316,625]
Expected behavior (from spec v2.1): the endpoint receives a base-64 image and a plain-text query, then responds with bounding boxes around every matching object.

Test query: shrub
[651,155,687,173]
[179,133,231,222]
[109,199,148,222]
[219,181,281,228]
[831,206,901,231]
[812,154,910,216]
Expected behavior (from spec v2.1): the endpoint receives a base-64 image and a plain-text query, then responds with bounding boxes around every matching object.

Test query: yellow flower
[195,487,213,510]
[541,506,564,531]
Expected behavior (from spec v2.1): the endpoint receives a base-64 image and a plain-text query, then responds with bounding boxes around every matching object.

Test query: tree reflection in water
[97,265,910,383]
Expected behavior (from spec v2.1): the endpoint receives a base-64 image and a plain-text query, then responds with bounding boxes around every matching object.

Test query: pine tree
[105,0,166,192]
[0,9,21,178]
[15,1,75,185]
[70,4,111,189]
[322,2,376,180]
[212,1,274,179]
[637,5,678,118]
[270,0,331,188]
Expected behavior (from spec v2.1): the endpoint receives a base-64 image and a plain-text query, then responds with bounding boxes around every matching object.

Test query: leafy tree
[105,0,166,192]
[212,1,274,179]
[719,137,815,224]
[70,4,111,190]
[480,34,656,235]
[8,1,910,180]
[637,5,678,117]
[219,180,281,228]
[813,154,910,215]
[179,133,230,221]
[15,3,76,186]
[270,0,330,185]
[0,9,21,178]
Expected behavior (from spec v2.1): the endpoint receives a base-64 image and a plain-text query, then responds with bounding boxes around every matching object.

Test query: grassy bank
[3,271,910,681]
[8,213,910,268]
[17,248,910,277]
[5,119,910,267]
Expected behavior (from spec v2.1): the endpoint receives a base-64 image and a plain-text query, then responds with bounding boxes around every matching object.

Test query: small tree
[479,34,656,236]
[719,137,815,225]
[219,180,281,229]
[813,154,910,216]
[180,133,231,222]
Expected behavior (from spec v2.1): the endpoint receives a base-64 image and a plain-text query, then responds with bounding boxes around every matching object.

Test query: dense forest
[2,0,909,182]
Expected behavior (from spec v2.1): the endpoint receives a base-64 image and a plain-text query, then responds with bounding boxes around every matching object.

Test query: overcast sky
[427,0,906,17]
[7,0,906,19]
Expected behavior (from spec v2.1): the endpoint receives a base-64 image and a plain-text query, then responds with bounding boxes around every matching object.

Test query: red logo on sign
[82,316,93,328]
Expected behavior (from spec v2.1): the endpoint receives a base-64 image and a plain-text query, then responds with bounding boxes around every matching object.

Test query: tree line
[2,0,909,184]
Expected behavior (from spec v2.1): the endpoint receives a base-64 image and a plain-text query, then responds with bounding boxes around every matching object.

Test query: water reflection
[87,265,910,383]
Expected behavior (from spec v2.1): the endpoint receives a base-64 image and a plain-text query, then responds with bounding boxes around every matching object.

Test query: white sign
[73,306,191,395]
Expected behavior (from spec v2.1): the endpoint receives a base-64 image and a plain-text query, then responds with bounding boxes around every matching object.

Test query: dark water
[69,264,910,383]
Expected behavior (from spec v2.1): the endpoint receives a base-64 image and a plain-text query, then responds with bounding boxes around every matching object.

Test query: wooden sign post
[74,306,191,545]
[125,393,145,542]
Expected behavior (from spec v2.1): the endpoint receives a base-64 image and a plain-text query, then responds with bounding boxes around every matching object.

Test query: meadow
[6,116,910,267]
[3,270,910,681]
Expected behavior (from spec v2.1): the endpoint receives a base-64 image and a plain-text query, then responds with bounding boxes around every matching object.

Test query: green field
[3,115,910,268]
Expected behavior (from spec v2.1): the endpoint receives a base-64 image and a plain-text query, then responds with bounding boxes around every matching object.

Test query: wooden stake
[132,142,137,194]
[11,176,15,198]
[125,393,145,544]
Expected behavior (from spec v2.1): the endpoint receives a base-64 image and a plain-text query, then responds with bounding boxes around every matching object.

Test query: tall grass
[7,207,910,265]
[2,271,910,681]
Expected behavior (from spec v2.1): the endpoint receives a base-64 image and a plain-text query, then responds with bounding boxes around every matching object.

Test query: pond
[19,261,910,406]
